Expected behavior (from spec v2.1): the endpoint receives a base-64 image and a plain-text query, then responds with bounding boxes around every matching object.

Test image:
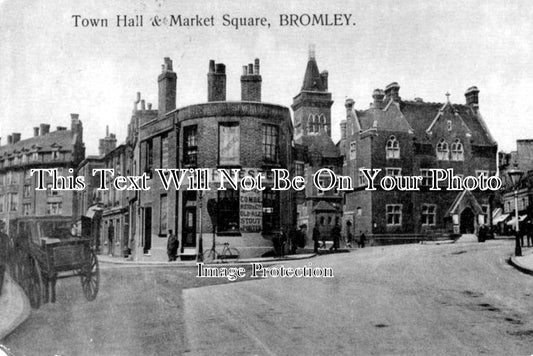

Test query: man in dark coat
[359,231,366,248]
[330,223,341,252]
[312,225,321,253]
[167,229,179,261]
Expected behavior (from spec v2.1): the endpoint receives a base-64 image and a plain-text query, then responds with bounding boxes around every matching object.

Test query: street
[3,239,533,355]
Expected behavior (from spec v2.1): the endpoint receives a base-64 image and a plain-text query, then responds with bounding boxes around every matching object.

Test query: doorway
[460,208,475,234]
[144,207,152,254]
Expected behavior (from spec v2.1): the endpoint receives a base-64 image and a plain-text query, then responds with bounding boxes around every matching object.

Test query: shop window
[217,189,240,233]
[262,189,280,233]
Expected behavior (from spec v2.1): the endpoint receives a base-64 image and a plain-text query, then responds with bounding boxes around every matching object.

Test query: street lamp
[508,169,524,257]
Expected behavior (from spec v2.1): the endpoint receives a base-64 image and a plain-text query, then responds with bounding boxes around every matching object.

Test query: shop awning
[493,213,509,224]
[506,215,528,226]
[84,205,103,219]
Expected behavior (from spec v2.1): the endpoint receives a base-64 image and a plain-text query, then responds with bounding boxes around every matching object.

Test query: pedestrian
[167,229,179,262]
[478,224,486,243]
[346,221,353,248]
[526,221,533,247]
[330,223,341,252]
[291,224,307,254]
[359,231,366,248]
[312,225,321,253]
[108,221,114,256]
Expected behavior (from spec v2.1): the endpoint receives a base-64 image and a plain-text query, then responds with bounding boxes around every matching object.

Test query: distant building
[339,85,497,241]
[292,49,343,240]
[0,115,85,232]
[495,139,533,234]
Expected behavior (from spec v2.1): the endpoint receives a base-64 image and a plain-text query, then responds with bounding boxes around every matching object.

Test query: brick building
[125,57,294,260]
[0,115,85,232]
[339,85,497,241]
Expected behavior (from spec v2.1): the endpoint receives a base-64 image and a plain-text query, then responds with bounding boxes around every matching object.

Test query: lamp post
[508,169,524,257]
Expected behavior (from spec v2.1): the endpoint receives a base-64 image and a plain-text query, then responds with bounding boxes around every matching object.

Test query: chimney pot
[158,57,177,116]
[215,63,226,74]
[7,135,12,145]
[208,60,227,102]
[465,86,480,106]
[372,89,385,108]
[40,123,50,136]
[241,59,262,101]
[147,103,152,110]
[33,127,40,137]
[384,82,400,102]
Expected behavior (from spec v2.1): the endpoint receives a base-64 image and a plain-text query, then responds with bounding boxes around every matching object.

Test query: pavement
[509,247,533,275]
[0,269,30,342]
[97,252,317,266]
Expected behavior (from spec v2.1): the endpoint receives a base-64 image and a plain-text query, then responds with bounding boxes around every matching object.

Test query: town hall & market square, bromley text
[30,168,502,193]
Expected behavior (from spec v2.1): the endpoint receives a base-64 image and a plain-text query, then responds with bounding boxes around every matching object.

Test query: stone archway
[460,208,475,234]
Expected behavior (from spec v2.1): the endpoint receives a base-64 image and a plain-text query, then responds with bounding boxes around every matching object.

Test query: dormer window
[436,139,449,161]
[386,136,400,159]
[450,139,464,161]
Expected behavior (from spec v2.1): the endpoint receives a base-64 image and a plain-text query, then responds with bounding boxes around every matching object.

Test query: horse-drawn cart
[10,218,99,308]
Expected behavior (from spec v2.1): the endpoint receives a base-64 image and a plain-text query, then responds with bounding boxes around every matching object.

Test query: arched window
[436,139,449,160]
[450,139,464,161]
[386,136,400,159]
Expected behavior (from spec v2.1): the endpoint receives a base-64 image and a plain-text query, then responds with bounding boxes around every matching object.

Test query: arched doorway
[460,208,475,234]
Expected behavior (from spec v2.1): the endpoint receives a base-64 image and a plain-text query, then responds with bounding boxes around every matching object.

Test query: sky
[0,0,532,155]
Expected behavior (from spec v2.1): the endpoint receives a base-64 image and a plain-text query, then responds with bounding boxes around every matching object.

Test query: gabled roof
[0,130,75,156]
[313,200,337,212]
[446,190,483,217]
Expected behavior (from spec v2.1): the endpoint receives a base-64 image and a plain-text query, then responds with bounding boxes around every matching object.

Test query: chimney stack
[207,60,226,102]
[7,135,13,145]
[372,89,385,108]
[340,120,347,141]
[40,123,50,136]
[384,82,400,102]
[158,57,177,116]
[241,58,262,102]
[465,86,479,107]
[33,127,40,137]
[12,133,21,144]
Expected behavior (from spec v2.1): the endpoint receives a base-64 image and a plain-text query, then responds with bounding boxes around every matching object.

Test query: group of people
[289,223,366,254]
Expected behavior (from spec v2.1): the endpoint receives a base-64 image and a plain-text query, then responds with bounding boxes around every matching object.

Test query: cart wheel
[21,257,43,309]
[81,250,99,301]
